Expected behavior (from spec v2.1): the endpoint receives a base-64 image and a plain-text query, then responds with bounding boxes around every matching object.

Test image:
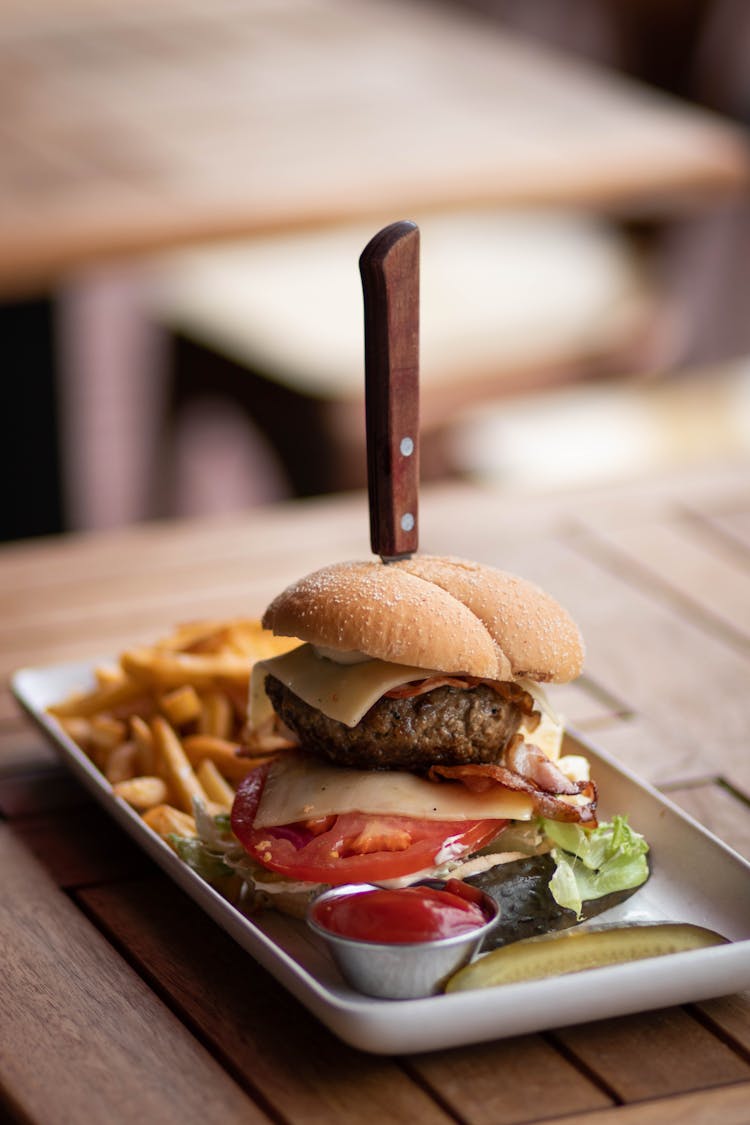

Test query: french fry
[182,624,239,654]
[222,680,253,724]
[121,647,251,688]
[113,775,169,811]
[228,620,297,659]
[49,678,144,718]
[88,716,128,769]
[159,684,202,726]
[95,664,124,688]
[151,715,210,814]
[244,714,298,754]
[130,715,155,775]
[198,690,234,739]
[177,618,287,657]
[58,716,94,749]
[142,803,197,842]
[196,758,235,810]
[104,740,139,784]
[49,618,290,864]
[182,734,258,782]
[155,619,233,652]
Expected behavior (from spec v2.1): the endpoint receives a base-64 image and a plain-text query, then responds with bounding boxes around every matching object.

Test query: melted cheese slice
[254,753,535,827]
[518,709,563,761]
[249,643,434,729]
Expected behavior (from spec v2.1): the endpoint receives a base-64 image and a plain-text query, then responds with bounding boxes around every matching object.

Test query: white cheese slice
[254,753,535,827]
[249,643,435,729]
[518,709,563,761]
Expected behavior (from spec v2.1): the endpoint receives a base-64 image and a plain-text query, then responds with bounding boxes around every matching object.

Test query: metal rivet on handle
[400,436,414,457]
[401,512,415,532]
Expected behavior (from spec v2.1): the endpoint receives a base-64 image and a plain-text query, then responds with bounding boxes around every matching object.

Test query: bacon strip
[384,676,536,714]
[429,756,598,825]
[384,676,481,699]
[504,741,581,796]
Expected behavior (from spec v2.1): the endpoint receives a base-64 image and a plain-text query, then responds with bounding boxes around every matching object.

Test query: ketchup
[311,880,489,944]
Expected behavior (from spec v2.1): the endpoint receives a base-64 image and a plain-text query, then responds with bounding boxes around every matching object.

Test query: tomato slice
[231,763,507,885]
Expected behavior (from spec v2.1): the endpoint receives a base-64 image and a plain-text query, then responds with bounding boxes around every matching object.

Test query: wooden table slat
[0,714,57,774]
[0,496,368,590]
[528,539,750,791]
[10,805,150,888]
[0,764,87,818]
[700,509,750,555]
[538,1082,750,1125]
[662,781,750,860]
[695,991,750,1054]
[0,452,746,594]
[545,678,632,732]
[577,518,750,651]
[0,823,265,1125]
[551,1008,750,1101]
[407,1038,613,1125]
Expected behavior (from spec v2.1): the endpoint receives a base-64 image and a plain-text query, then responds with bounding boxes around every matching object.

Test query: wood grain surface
[0,824,263,1125]
[0,0,748,295]
[2,454,750,1123]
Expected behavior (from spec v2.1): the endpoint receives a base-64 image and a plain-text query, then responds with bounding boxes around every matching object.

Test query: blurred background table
[1,452,749,1123]
[3,0,750,540]
[1,0,747,291]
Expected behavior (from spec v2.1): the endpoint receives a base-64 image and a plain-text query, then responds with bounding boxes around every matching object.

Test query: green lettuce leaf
[541,815,650,918]
[169,834,234,885]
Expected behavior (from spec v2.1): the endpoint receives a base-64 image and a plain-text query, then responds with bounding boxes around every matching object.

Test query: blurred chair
[449,354,750,490]
[144,209,677,507]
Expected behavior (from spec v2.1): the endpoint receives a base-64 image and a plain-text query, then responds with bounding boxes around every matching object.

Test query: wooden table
[2,0,749,297]
[2,456,750,1123]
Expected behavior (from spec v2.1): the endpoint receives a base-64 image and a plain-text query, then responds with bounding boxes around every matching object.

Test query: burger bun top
[261,555,584,684]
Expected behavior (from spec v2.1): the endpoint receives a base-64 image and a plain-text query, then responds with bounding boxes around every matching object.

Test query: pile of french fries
[48,619,296,845]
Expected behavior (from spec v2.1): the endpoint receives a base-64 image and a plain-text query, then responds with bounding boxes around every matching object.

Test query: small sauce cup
[306,881,500,999]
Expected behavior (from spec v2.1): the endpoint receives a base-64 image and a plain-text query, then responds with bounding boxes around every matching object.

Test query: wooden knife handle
[360,220,420,561]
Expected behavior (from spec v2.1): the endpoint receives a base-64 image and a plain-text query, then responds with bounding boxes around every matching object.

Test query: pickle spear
[466,852,649,948]
[445,922,728,992]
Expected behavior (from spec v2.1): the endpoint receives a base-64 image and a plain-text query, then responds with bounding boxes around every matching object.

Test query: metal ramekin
[306,881,500,999]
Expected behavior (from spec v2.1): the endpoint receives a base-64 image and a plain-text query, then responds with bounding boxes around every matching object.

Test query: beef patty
[264,675,530,770]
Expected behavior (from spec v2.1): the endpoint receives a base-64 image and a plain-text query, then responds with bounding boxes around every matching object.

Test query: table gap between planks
[2,455,750,1123]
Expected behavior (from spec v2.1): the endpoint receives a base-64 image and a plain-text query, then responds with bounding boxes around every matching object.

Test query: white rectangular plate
[13,659,750,1055]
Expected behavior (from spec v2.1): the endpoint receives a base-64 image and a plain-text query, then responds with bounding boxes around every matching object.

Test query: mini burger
[227,555,601,913]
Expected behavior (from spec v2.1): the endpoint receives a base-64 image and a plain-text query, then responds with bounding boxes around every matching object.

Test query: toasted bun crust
[262,555,584,683]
